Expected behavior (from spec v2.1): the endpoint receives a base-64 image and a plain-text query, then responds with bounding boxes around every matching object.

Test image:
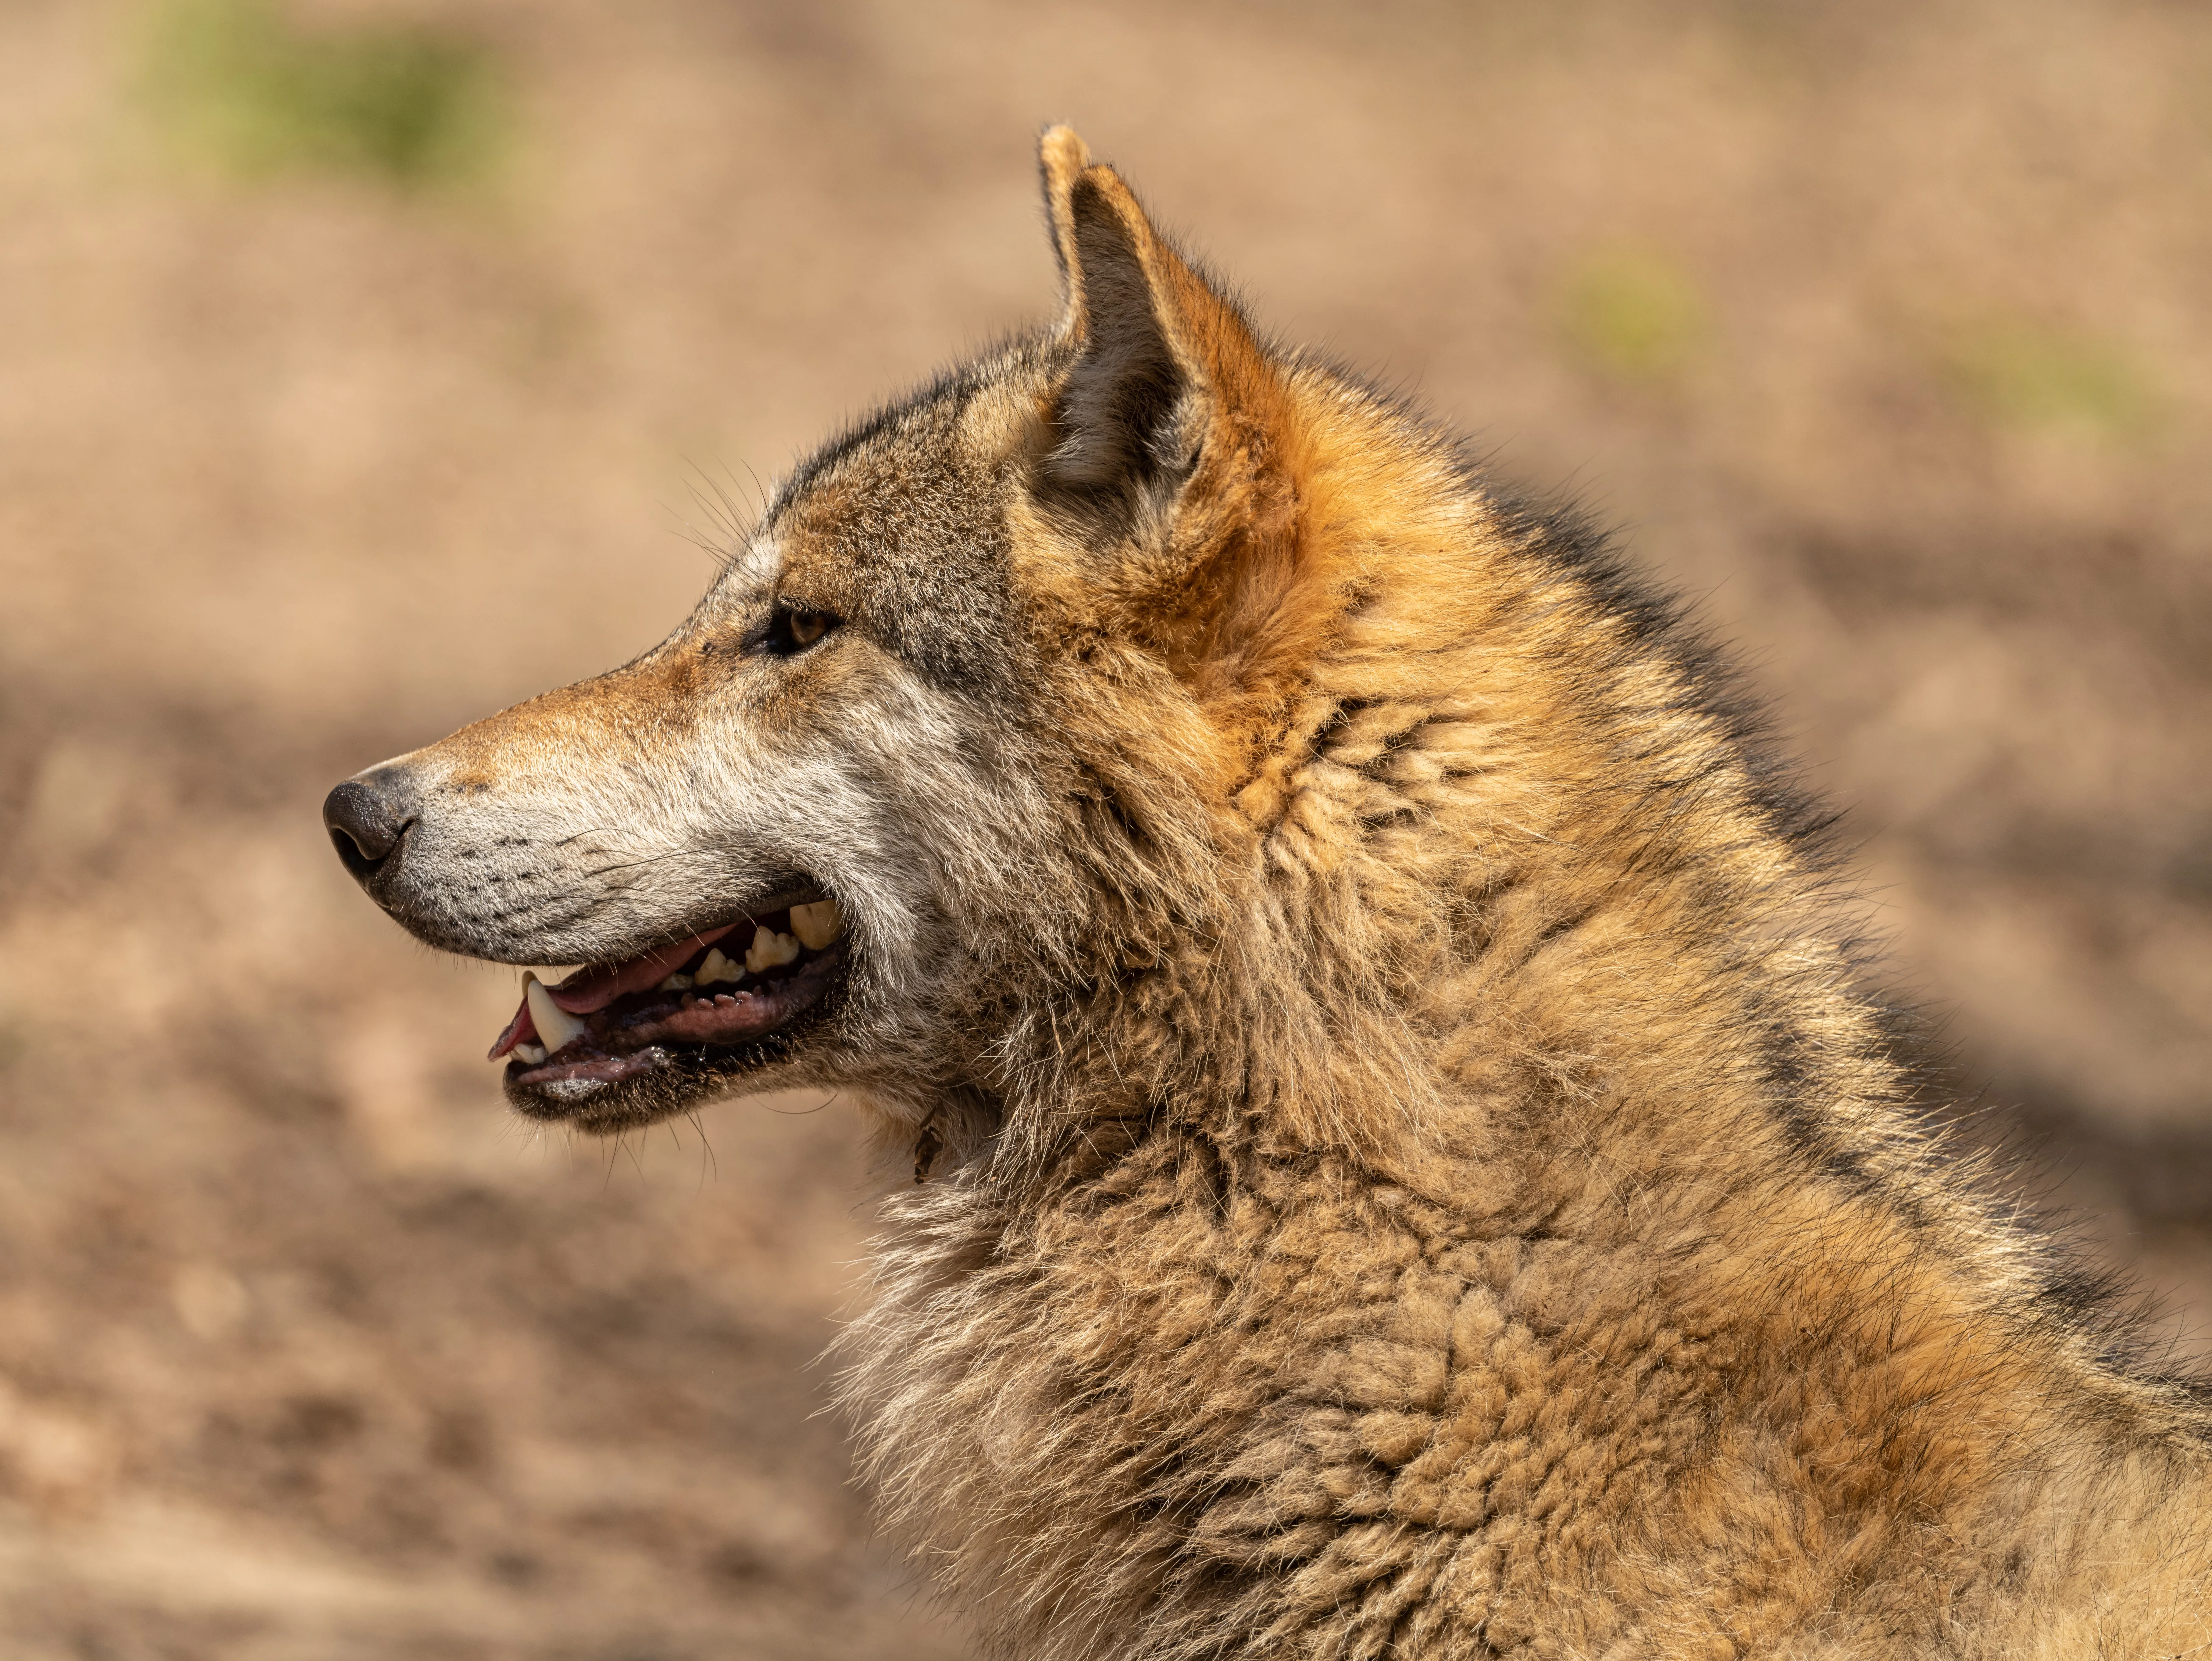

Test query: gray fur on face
[341,351,1108,1131]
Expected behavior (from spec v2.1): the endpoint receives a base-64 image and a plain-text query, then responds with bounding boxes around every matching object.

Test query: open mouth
[488,899,849,1096]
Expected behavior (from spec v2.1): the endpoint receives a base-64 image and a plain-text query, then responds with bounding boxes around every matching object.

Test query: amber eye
[761,605,838,655]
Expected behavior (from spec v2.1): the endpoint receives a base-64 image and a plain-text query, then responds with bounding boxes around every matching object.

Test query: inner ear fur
[1050,177,1188,494]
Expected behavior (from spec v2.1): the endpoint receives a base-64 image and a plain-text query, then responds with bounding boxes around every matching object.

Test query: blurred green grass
[1942,317,2159,443]
[1557,246,1707,382]
[141,0,506,190]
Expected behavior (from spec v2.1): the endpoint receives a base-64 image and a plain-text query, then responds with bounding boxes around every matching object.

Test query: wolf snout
[322,771,418,885]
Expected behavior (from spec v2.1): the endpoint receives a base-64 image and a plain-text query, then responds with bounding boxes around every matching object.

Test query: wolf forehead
[708,346,1062,702]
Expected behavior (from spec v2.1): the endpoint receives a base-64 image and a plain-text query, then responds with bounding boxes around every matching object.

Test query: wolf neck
[1008,366,2203,1459]
[1045,371,1892,1188]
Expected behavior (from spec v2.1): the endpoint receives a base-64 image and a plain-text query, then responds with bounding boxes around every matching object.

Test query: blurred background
[1,0,2207,1654]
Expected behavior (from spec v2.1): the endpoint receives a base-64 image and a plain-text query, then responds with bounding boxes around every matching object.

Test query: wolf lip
[490,901,847,1090]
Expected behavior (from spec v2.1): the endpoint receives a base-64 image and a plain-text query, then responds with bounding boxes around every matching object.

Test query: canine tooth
[745,925,801,974]
[790,900,844,950]
[659,972,693,991]
[696,948,736,986]
[514,1042,548,1065]
[525,974,589,1053]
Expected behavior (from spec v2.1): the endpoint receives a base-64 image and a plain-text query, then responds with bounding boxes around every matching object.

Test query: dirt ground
[1,1,2208,1655]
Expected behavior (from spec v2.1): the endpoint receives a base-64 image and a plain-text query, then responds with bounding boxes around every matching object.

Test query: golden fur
[330,131,2212,1656]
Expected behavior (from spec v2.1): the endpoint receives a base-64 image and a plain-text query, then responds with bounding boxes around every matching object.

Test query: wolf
[323,129,2212,1657]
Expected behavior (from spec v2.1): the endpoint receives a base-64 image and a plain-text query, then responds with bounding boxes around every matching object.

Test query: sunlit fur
[338,130,2212,1655]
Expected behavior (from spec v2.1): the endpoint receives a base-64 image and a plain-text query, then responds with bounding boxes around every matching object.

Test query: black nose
[323,777,413,882]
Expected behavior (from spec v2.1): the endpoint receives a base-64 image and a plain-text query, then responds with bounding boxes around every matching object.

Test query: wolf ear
[1034,131,1308,700]
[1035,128,1237,507]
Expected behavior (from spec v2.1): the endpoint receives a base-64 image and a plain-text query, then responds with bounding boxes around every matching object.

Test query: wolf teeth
[790,900,844,950]
[658,972,693,992]
[695,947,738,986]
[745,925,801,974]
[525,973,589,1053]
[513,1042,548,1065]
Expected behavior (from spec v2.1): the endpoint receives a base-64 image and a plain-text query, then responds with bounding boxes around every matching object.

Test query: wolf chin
[324,130,2212,1657]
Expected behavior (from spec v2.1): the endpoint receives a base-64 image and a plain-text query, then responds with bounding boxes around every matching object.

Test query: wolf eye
[762,606,839,655]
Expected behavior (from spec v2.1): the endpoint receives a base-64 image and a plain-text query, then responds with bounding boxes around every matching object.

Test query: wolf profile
[324,130,2212,1657]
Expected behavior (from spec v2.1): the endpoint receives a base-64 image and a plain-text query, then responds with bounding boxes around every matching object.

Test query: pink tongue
[487,1002,534,1061]
[544,922,743,1014]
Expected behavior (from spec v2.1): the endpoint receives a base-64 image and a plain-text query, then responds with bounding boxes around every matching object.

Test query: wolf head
[326,129,1430,1142]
